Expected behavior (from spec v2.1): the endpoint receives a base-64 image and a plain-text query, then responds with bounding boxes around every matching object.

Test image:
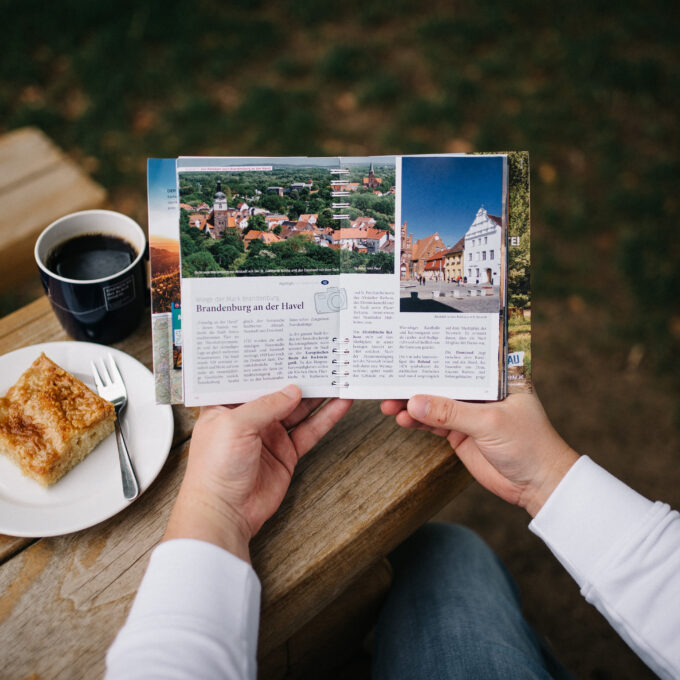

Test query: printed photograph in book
[177,161,395,277]
[399,155,505,314]
[504,151,531,393]
[149,234,181,314]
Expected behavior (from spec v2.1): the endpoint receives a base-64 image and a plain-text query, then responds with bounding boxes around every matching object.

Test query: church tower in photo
[212,180,228,235]
[362,162,382,190]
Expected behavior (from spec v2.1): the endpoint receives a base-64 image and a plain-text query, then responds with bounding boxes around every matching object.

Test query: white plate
[0,341,174,537]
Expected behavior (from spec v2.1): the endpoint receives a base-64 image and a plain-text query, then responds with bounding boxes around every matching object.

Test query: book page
[176,156,396,406]
[181,276,341,405]
[344,154,506,401]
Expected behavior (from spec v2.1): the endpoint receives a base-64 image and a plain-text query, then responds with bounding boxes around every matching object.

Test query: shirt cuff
[127,538,261,659]
[529,455,654,586]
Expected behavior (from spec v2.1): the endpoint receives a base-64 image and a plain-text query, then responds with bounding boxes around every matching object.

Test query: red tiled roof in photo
[243,229,282,245]
[351,216,376,229]
[333,228,384,241]
[365,228,388,240]
[260,232,282,244]
[444,237,465,256]
[411,233,443,260]
[424,258,445,271]
[188,214,207,229]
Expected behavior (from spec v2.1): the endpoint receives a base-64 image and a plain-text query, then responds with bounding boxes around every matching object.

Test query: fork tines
[91,360,105,390]
[90,355,124,389]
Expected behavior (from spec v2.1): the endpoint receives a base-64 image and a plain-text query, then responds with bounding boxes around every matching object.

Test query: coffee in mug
[46,233,138,281]
[35,210,147,344]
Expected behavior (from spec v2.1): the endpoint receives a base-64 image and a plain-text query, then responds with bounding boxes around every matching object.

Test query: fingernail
[281,384,300,400]
[408,395,430,421]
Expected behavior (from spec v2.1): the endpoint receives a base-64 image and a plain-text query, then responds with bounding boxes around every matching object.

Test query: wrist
[520,446,580,518]
[163,482,251,563]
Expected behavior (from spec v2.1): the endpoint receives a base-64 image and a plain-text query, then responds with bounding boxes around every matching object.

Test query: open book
[148,153,531,406]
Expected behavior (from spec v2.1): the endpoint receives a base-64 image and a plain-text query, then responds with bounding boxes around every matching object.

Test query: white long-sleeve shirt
[530,455,680,679]
[105,539,261,679]
[106,456,680,679]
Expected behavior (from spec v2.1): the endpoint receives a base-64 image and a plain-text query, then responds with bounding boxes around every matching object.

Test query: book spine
[330,160,351,390]
[330,336,351,388]
[330,161,351,223]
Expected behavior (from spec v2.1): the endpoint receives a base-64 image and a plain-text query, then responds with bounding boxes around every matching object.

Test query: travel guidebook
[147,153,531,406]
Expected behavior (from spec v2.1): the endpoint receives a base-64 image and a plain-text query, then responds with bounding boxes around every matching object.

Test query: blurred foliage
[2,0,680,382]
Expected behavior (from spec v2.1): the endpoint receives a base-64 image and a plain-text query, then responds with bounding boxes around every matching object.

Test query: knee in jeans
[391,522,496,576]
[417,522,492,560]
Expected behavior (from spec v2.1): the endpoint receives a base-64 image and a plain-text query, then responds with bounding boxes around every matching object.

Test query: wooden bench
[0,133,474,676]
[0,127,106,294]
[0,297,471,678]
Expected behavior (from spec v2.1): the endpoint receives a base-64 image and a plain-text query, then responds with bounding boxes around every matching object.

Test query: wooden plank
[0,401,469,679]
[258,644,288,680]
[0,127,64,193]
[0,536,37,565]
[254,404,471,653]
[0,298,154,370]
[0,297,67,350]
[285,558,392,678]
[0,441,189,680]
[0,128,107,292]
[259,559,392,679]
[0,300,471,678]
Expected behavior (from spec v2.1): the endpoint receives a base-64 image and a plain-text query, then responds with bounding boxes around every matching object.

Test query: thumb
[407,394,489,438]
[236,385,302,431]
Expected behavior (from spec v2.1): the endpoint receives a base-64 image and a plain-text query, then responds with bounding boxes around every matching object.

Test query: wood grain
[0,402,469,679]
[0,442,189,680]
[0,127,107,293]
[0,294,472,679]
[0,127,63,192]
[253,402,471,654]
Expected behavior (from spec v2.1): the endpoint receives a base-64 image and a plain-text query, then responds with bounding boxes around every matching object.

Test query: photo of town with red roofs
[400,155,506,313]
[177,161,395,277]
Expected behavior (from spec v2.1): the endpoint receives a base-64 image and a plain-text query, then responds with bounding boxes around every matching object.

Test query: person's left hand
[163,386,353,562]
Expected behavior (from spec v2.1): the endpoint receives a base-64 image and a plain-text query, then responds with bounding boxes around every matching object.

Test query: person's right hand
[381,392,579,517]
[164,387,352,561]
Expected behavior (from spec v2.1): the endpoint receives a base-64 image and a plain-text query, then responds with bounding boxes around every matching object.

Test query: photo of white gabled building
[464,206,502,285]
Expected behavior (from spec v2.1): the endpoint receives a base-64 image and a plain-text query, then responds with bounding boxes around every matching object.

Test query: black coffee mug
[35,210,147,344]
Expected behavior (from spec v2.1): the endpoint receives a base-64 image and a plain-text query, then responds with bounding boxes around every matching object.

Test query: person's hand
[381,392,579,517]
[164,386,353,561]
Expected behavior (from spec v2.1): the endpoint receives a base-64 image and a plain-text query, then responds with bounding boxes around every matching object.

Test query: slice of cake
[0,353,115,486]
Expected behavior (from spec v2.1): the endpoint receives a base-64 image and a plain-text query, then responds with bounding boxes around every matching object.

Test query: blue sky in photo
[147,158,178,211]
[401,155,504,247]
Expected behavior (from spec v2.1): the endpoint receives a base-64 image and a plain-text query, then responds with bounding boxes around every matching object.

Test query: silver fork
[91,355,140,501]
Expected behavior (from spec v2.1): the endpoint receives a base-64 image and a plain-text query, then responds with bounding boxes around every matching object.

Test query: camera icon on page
[314,287,347,314]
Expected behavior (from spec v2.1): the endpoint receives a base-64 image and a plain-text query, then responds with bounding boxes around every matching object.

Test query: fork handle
[114,419,140,500]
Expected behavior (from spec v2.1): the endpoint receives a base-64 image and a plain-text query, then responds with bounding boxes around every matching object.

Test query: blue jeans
[373,523,571,679]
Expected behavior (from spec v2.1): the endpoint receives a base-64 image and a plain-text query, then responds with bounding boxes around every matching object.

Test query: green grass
[1,0,678,391]
[508,316,531,335]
